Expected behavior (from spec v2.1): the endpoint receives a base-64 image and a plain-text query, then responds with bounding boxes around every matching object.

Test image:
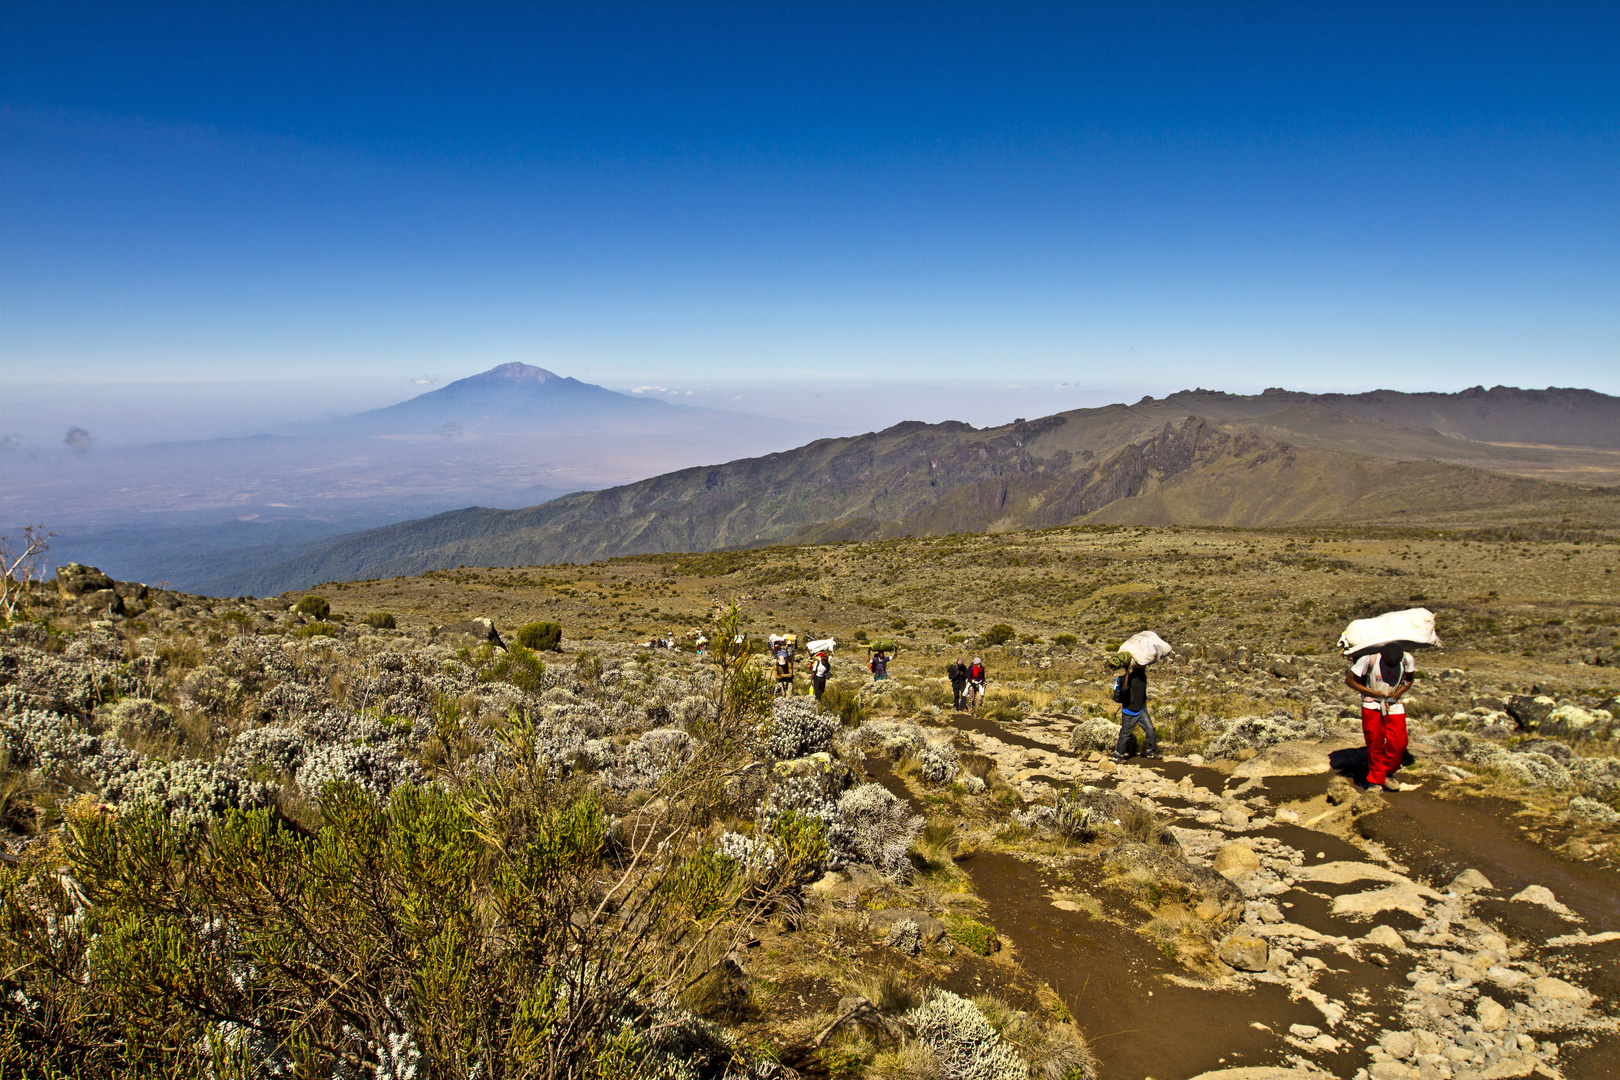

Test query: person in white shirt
[1345,645,1415,791]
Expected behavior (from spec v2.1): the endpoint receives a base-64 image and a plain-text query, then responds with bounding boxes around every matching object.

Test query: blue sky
[3,1,1617,441]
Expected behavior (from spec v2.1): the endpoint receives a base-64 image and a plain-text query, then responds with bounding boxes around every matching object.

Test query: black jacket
[948,663,968,686]
[1123,666,1147,713]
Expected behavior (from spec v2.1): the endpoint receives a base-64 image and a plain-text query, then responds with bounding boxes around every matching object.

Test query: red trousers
[1361,704,1407,786]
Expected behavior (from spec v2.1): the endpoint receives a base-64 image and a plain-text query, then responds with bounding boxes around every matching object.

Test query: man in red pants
[1346,644,1415,792]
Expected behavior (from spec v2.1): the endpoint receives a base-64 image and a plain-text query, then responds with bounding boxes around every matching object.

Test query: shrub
[293,621,339,639]
[764,696,841,759]
[981,624,1016,647]
[362,611,397,629]
[942,914,1001,957]
[293,595,330,619]
[1053,633,1079,648]
[517,621,564,651]
[484,642,547,694]
[903,988,1025,1080]
[821,682,869,727]
[828,783,922,880]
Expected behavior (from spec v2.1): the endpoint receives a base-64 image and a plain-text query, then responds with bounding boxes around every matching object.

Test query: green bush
[484,642,547,694]
[820,682,869,727]
[517,621,563,651]
[293,594,330,619]
[981,623,1016,646]
[0,698,804,1080]
[293,621,339,639]
[1053,633,1079,648]
[942,913,1001,956]
[362,611,397,629]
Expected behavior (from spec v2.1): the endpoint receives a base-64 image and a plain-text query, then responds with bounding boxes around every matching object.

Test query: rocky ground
[2,523,1617,1079]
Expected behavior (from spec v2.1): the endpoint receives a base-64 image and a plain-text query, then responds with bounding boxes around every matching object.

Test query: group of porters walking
[765,607,1440,793]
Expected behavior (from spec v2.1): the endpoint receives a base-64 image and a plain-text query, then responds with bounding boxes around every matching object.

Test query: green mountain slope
[213,387,1620,596]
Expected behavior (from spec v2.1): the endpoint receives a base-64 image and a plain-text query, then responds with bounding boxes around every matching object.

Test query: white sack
[1338,608,1441,659]
[1120,631,1174,667]
[807,638,837,654]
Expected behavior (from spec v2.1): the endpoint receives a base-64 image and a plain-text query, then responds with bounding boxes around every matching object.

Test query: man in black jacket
[948,660,969,711]
[1109,651,1159,762]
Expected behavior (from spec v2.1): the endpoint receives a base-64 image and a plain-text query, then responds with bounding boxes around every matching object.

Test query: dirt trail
[919,710,1620,1080]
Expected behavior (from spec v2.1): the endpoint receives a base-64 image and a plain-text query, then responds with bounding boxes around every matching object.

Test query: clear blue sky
[2,1,1617,439]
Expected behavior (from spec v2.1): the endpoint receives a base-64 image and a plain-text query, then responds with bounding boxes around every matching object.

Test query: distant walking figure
[949,660,969,711]
[811,651,831,700]
[869,651,889,680]
[1346,645,1413,791]
[965,658,986,714]
[1109,651,1158,761]
[775,646,795,696]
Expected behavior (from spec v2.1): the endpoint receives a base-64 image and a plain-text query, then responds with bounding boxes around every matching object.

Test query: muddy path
[911,709,1620,1080]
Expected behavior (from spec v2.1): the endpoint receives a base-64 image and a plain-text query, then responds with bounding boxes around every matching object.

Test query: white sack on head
[1338,608,1441,659]
[1119,631,1174,666]
[807,638,836,654]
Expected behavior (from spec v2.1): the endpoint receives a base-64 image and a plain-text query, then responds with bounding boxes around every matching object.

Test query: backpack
[1111,672,1129,704]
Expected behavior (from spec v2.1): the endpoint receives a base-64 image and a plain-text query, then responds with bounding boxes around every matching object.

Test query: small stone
[1326,776,1358,805]
[1219,933,1270,972]
[1381,1031,1417,1060]
[1274,807,1301,824]
[1365,925,1405,950]
[1214,842,1262,878]
[1221,803,1252,829]
[1448,868,1493,894]
[1289,1023,1321,1038]
[1370,1062,1417,1080]
[1476,997,1509,1031]
[1531,976,1588,1003]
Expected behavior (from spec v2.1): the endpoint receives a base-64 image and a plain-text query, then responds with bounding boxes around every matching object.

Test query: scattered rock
[1448,868,1493,894]
[1326,776,1358,805]
[1476,996,1509,1031]
[1506,694,1556,730]
[1213,842,1261,879]
[432,618,506,648]
[1221,803,1252,830]
[1363,925,1405,950]
[1531,975,1589,1004]
[1330,882,1434,920]
[1510,884,1577,918]
[1219,933,1270,972]
[55,563,115,597]
[1379,1030,1416,1060]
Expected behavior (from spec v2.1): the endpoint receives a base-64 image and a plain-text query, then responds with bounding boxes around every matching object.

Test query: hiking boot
[1110,752,1129,764]
[1141,750,1161,760]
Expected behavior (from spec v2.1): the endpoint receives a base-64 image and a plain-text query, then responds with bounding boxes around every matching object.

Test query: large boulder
[55,563,114,596]
[431,618,505,649]
[1506,694,1556,731]
[1104,840,1243,920]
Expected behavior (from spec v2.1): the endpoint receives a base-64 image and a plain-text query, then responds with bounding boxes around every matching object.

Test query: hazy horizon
[4,4,1616,448]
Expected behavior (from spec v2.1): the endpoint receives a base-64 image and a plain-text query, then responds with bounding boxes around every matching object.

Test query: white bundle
[807,638,836,654]
[1119,631,1174,666]
[1338,608,1441,659]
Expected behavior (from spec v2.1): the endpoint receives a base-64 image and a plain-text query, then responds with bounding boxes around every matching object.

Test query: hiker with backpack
[964,658,986,714]
[948,659,969,711]
[1108,651,1160,761]
[869,650,889,680]
[810,651,832,701]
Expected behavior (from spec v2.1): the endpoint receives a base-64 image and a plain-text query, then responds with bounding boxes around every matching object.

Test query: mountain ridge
[204,384,1620,595]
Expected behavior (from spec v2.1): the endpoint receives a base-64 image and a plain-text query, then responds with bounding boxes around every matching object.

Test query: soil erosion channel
[914,710,1620,1080]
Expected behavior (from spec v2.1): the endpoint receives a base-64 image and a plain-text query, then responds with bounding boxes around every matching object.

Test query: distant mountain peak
[463,362,560,384]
